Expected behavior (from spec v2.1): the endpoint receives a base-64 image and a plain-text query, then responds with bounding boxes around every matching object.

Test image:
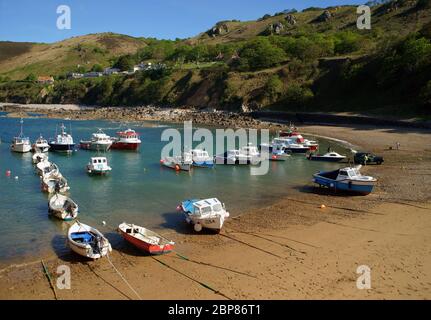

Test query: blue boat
[313,166,377,195]
[189,149,215,168]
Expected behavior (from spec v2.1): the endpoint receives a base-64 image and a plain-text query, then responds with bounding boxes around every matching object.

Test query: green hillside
[1,0,430,118]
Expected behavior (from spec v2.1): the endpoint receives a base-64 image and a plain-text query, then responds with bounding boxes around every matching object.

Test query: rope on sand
[106,254,142,300]
[151,256,232,300]
[41,259,58,300]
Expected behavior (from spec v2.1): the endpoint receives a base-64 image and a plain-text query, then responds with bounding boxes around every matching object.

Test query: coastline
[0,104,431,299]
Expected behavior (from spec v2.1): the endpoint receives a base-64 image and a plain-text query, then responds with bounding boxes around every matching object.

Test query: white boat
[86,157,112,175]
[80,129,113,151]
[32,152,48,164]
[308,152,346,162]
[67,222,112,260]
[48,193,78,221]
[272,138,310,154]
[179,198,230,232]
[41,174,70,194]
[239,143,261,164]
[10,118,32,153]
[37,161,61,178]
[188,149,214,168]
[259,143,291,161]
[160,154,193,171]
[215,144,261,165]
[32,135,50,153]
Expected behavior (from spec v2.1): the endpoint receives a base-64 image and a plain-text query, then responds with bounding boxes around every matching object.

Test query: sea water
[0,116,349,265]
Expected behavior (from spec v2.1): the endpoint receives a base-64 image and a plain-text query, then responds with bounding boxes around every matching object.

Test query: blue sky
[0,0,365,43]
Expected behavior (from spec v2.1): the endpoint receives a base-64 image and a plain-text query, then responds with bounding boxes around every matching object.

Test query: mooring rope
[106,254,142,300]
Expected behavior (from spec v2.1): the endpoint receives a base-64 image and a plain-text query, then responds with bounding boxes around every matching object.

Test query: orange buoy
[320,204,326,209]
[175,164,181,171]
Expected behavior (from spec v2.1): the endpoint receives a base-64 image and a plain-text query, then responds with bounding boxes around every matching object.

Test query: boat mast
[19,118,24,137]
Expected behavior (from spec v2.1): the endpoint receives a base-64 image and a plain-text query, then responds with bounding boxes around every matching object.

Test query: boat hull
[119,230,174,255]
[313,174,375,195]
[288,147,310,154]
[49,143,75,153]
[192,161,215,168]
[111,142,140,150]
[309,156,345,162]
[11,143,32,153]
[80,142,111,151]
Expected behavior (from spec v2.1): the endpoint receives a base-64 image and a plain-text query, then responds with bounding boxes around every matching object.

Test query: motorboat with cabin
[313,166,377,195]
[86,157,112,175]
[178,198,230,233]
[160,153,193,172]
[111,128,141,151]
[32,135,50,153]
[188,149,214,168]
[32,152,48,164]
[49,123,75,153]
[80,129,112,151]
[10,118,31,153]
[308,152,346,162]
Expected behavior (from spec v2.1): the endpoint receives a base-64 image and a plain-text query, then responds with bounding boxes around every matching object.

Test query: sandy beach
[0,105,430,300]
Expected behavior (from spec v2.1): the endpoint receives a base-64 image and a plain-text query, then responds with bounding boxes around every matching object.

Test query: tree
[237,38,286,71]
[265,75,284,102]
[114,55,134,71]
[91,64,103,72]
[25,73,37,82]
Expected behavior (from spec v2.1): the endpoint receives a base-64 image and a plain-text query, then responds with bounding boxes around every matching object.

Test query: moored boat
[279,128,319,151]
[118,223,175,255]
[272,137,310,154]
[86,157,112,175]
[48,193,78,221]
[37,161,60,178]
[188,149,214,168]
[313,166,377,195]
[32,135,50,153]
[178,198,230,233]
[308,152,346,162]
[160,154,193,171]
[67,222,112,260]
[110,128,141,151]
[10,118,32,153]
[80,129,112,151]
[49,123,75,153]
[41,174,70,194]
[32,152,48,164]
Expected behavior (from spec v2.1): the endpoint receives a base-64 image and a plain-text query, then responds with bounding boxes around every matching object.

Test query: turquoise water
[0,116,349,265]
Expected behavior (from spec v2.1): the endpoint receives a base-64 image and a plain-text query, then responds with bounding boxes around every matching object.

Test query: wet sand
[0,118,430,300]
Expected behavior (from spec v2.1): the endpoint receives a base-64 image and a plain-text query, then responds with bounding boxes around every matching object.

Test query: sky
[0,0,365,43]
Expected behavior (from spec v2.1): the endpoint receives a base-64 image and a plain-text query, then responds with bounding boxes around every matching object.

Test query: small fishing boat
[178,198,230,233]
[42,174,70,194]
[37,161,60,178]
[259,144,291,161]
[308,152,346,162]
[111,128,141,151]
[32,152,48,164]
[160,154,193,171]
[48,193,78,221]
[239,143,261,164]
[86,157,112,175]
[10,118,32,153]
[215,144,261,165]
[67,222,112,260]
[80,129,112,151]
[188,149,214,168]
[118,223,175,255]
[313,166,377,195]
[32,135,50,153]
[279,127,319,151]
[272,138,310,154]
[49,123,75,153]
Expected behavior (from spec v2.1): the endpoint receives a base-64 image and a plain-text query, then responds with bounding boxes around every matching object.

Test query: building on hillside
[67,72,84,79]
[83,72,103,78]
[37,76,55,84]
[103,67,120,75]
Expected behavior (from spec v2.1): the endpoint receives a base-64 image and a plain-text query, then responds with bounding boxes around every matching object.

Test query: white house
[67,73,84,79]
[84,72,103,78]
[103,67,120,75]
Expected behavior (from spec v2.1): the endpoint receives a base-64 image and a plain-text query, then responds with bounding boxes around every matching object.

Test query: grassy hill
[0,33,147,79]
[0,0,430,118]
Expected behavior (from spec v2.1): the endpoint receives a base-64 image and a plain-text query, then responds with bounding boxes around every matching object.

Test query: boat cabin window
[339,170,348,176]
[212,203,222,212]
[201,206,212,215]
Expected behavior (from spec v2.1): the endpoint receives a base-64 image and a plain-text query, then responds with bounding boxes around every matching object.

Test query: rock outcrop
[207,23,229,37]
[285,14,297,25]
[316,10,333,22]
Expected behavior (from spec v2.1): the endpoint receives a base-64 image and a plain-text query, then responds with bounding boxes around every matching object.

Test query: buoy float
[320,204,326,209]
[6,170,11,177]
[160,159,164,164]
[14,176,19,180]
[175,164,181,171]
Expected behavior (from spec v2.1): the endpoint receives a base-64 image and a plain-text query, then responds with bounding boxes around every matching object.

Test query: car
[354,152,384,165]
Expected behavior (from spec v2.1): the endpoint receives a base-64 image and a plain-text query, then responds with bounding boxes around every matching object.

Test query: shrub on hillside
[236,38,286,71]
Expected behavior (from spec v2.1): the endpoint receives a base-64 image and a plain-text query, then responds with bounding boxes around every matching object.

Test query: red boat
[110,129,141,150]
[118,223,174,255]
